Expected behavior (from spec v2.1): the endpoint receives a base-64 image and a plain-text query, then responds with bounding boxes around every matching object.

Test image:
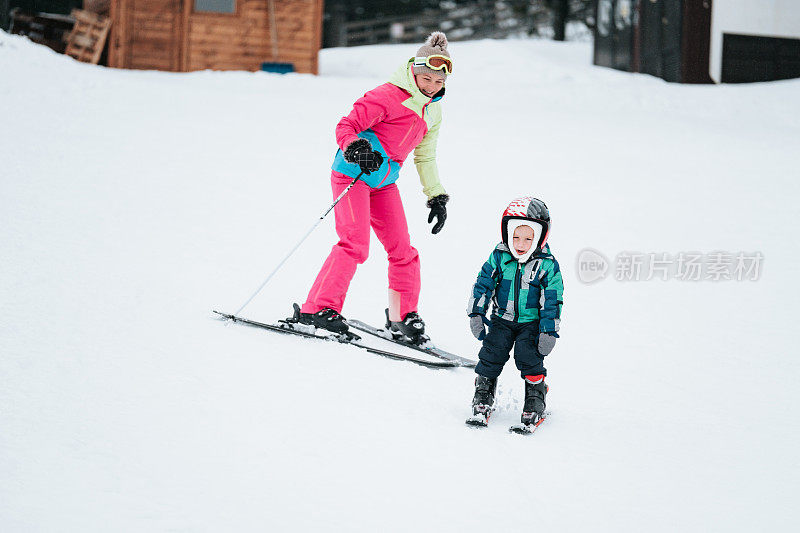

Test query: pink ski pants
[302,171,420,318]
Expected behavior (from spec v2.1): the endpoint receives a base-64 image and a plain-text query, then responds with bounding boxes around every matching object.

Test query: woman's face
[415,74,444,98]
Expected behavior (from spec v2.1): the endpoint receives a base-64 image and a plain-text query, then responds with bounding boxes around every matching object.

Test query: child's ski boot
[466,375,497,428]
[385,309,430,346]
[510,375,548,434]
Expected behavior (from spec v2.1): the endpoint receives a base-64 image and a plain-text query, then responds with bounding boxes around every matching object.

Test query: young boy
[466,197,564,428]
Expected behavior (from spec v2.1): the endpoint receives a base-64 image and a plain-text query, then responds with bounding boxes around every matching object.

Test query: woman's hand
[427,194,449,234]
[343,139,383,175]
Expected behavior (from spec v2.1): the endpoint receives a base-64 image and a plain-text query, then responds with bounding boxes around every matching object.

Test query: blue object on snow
[261,62,295,74]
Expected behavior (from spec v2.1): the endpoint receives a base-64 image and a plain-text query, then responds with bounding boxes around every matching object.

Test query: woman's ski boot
[465,375,497,427]
[286,303,357,340]
[385,309,430,346]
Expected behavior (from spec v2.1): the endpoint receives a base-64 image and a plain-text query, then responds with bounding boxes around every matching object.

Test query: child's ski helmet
[501,197,551,259]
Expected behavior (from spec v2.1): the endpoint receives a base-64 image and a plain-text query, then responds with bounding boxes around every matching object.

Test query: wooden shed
[107,0,324,74]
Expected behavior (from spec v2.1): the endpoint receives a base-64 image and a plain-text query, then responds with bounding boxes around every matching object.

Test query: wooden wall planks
[109,0,322,73]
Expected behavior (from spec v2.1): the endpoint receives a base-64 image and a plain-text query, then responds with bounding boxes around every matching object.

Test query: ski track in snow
[1,30,800,531]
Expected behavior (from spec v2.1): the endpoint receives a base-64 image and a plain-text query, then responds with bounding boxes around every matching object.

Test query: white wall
[710,0,800,82]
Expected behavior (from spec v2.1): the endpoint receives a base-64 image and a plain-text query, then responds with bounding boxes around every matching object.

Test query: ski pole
[231,172,363,317]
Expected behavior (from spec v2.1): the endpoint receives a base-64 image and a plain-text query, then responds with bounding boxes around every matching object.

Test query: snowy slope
[2,31,800,531]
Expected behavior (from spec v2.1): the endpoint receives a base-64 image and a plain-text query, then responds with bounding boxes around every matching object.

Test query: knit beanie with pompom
[413,31,451,80]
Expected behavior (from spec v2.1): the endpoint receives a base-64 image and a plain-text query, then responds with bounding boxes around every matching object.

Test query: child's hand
[469,314,489,340]
[537,333,558,355]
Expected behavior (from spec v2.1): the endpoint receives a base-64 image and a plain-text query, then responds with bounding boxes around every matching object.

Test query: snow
[2,31,800,531]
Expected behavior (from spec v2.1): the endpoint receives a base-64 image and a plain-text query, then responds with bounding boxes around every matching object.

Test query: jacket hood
[496,242,553,263]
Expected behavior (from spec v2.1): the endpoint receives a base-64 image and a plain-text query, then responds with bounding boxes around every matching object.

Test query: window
[194,0,235,14]
[722,33,800,83]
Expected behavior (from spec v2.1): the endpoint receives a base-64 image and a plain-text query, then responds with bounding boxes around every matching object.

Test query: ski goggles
[413,54,454,75]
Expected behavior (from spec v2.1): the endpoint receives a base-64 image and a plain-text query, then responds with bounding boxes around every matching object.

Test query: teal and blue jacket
[467,243,564,333]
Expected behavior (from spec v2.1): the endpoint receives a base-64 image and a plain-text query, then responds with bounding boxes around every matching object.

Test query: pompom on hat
[412,31,452,80]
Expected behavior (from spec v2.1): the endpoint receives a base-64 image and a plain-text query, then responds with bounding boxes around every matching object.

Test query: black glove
[343,139,383,175]
[427,194,449,234]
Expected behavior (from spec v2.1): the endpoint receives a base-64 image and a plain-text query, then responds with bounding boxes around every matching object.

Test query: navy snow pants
[475,316,546,380]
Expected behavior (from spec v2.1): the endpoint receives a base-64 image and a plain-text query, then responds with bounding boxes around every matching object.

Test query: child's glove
[537,333,558,355]
[469,314,490,340]
[343,139,383,175]
[427,194,449,234]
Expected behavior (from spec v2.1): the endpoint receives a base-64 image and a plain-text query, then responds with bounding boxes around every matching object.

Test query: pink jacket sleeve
[335,87,389,152]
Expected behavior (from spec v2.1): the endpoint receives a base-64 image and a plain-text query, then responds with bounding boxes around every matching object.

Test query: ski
[213,310,458,369]
[347,319,477,368]
[509,415,547,435]
[465,412,491,428]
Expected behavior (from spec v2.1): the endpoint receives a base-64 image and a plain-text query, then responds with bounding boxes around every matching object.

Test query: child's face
[512,225,535,256]
[415,74,444,97]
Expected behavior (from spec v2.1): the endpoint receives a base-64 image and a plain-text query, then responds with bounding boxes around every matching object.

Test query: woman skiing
[292,32,454,343]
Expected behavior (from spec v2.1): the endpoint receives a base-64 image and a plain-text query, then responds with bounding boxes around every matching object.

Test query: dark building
[593,0,800,84]
[594,0,712,83]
